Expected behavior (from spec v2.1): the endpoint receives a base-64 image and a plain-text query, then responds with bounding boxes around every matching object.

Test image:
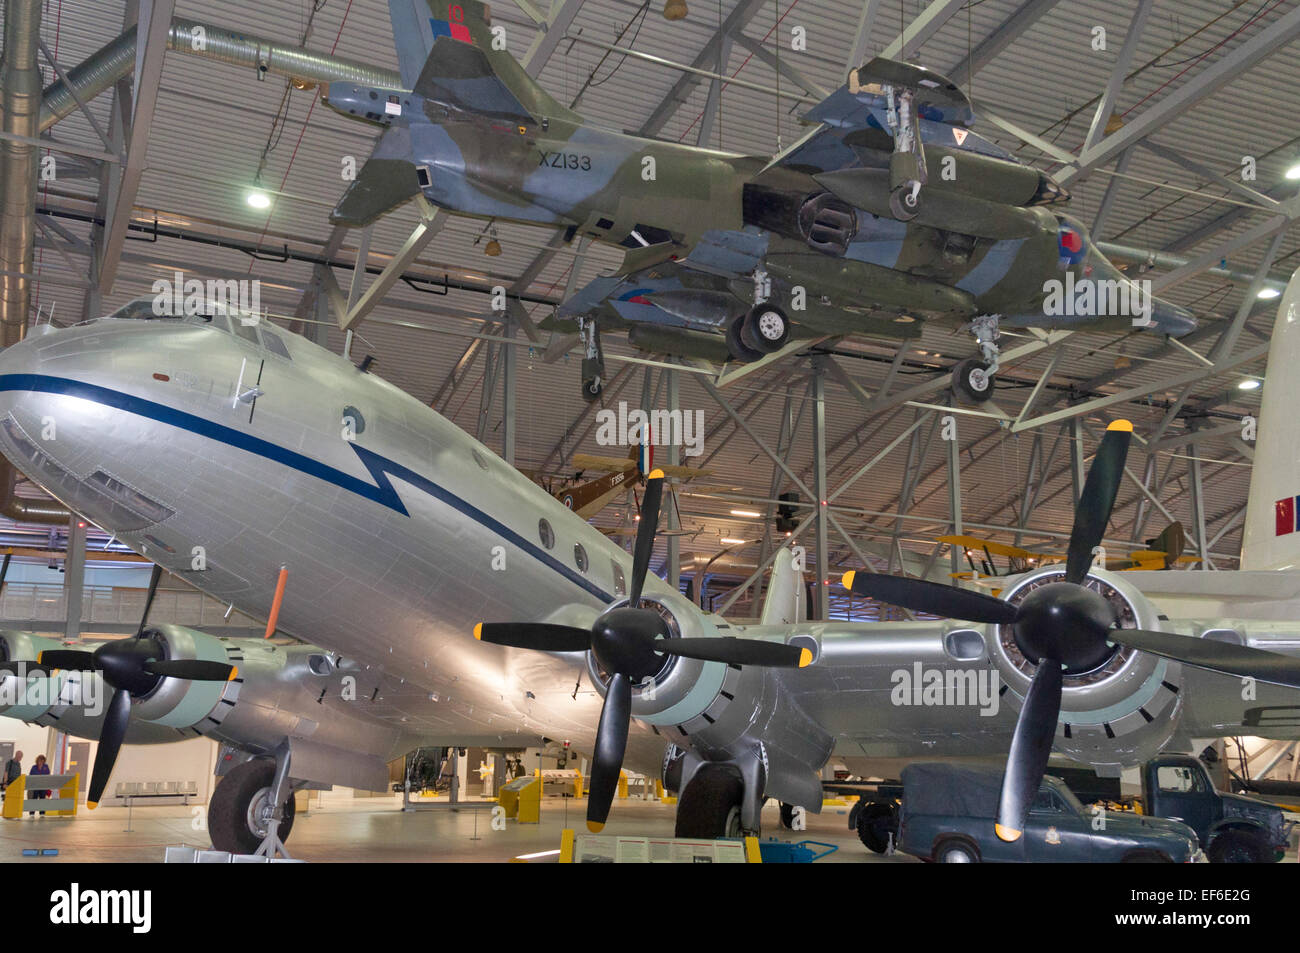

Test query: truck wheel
[1121,849,1173,862]
[934,838,979,863]
[856,802,897,854]
[1208,830,1269,863]
[674,765,745,839]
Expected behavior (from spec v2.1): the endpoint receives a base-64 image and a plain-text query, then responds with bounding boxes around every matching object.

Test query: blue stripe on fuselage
[0,374,614,603]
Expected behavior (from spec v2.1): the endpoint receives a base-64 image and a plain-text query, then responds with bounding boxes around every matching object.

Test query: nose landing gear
[952,314,1001,404]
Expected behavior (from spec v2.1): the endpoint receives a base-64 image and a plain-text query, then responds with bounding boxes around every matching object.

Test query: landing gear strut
[880,83,927,221]
[727,269,790,363]
[952,314,1001,404]
[579,317,605,402]
[208,755,297,856]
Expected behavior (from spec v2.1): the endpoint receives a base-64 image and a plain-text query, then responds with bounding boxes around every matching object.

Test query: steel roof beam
[944,0,1063,88]
[1058,4,1300,185]
[95,0,175,295]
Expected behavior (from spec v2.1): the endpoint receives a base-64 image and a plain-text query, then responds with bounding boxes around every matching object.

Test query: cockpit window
[208,312,229,333]
[262,329,291,360]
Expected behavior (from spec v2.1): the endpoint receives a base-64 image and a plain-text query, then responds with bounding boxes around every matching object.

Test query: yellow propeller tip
[586,821,605,833]
[86,801,98,811]
[798,647,813,668]
[841,570,856,590]
[36,652,44,663]
[227,667,239,681]
[647,468,665,480]
[474,623,483,641]
[1107,419,1134,432]
[995,823,1021,842]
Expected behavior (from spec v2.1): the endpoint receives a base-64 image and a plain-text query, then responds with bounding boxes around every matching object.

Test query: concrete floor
[0,794,908,863]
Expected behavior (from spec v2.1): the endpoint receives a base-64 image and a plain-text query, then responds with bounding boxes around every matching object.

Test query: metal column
[947,413,963,577]
[811,358,829,621]
[63,515,86,641]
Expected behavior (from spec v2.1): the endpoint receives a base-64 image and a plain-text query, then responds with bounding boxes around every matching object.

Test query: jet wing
[331,128,424,227]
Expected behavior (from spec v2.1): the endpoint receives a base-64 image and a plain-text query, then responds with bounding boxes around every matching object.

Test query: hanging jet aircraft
[0,275,1295,854]
[325,0,1196,403]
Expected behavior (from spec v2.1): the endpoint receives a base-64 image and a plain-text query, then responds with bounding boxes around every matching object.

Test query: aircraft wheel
[674,765,745,838]
[726,315,765,363]
[740,304,790,353]
[779,801,796,829]
[209,759,296,855]
[889,184,921,221]
[952,357,995,404]
[581,377,603,402]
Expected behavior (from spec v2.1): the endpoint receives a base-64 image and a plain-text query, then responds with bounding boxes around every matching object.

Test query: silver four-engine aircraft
[0,263,1296,853]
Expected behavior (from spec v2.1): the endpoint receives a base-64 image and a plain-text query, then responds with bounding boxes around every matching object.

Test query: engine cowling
[991,567,1185,774]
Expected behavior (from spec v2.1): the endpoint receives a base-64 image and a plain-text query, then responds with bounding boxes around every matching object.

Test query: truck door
[1024,787,1093,862]
[1151,762,1214,839]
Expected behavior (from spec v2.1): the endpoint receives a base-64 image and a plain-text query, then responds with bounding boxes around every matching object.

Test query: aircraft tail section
[760,548,806,625]
[1239,266,1300,570]
[388,0,580,124]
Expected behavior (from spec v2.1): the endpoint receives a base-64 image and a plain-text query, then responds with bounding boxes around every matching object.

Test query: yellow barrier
[499,776,541,823]
[617,770,628,799]
[1,775,25,819]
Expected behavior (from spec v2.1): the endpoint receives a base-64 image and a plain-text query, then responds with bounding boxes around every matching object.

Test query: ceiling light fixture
[1257,287,1281,300]
[729,509,761,518]
[1238,378,1261,391]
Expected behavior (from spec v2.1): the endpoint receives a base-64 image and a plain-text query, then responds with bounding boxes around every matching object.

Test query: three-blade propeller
[842,419,1300,843]
[475,469,812,832]
[38,564,237,807]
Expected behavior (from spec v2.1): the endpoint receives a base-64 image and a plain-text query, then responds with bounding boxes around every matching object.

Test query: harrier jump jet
[327,0,1195,402]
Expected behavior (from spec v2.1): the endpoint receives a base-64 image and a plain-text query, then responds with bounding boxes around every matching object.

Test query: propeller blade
[586,672,631,832]
[841,570,1020,625]
[1064,421,1132,584]
[996,661,1063,842]
[37,649,99,671]
[1113,629,1300,690]
[136,564,164,638]
[0,552,10,593]
[87,687,132,808]
[628,470,665,606]
[473,623,592,652]
[143,659,238,681]
[663,637,812,668]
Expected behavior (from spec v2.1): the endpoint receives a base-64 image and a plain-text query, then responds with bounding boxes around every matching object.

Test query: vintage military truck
[1139,754,1293,863]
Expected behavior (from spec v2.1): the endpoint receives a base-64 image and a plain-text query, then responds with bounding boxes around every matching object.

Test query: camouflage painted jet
[327,0,1196,402]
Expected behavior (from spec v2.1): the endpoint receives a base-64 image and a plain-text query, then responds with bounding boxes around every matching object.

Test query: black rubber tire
[208,759,296,855]
[889,184,921,221]
[581,377,603,402]
[740,304,790,353]
[1207,829,1270,863]
[674,765,745,839]
[952,357,995,404]
[856,801,897,854]
[779,802,796,830]
[726,315,765,363]
[934,838,979,863]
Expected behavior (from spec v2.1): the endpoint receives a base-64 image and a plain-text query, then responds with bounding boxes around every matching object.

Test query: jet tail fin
[1240,266,1300,570]
[760,548,806,625]
[388,0,580,124]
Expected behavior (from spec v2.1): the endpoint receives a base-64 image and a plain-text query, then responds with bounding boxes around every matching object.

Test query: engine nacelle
[992,568,1185,775]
